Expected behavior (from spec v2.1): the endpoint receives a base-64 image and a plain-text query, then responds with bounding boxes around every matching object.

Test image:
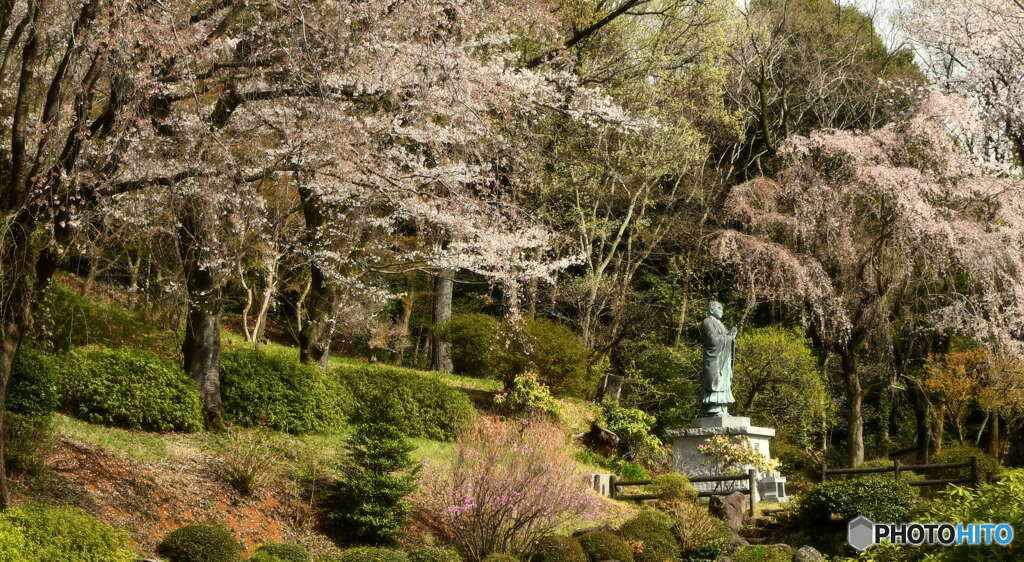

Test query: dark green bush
[616,341,699,432]
[619,510,680,562]
[576,529,633,562]
[730,545,795,562]
[648,473,696,502]
[338,547,409,562]
[4,412,53,475]
[441,313,501,379]
[336,363,474,440]
[252,542,311,562]
[932,443,1002,481]
[61,347,203,432]
[0,503,135,561]
[800,474,918,522]
[331,423,418,542]
[220,348,350,434]
[8,347,60,416]
[407,546,462,562]
[532,535,586,562]
[499,318,593,398]
[157,524,240,562]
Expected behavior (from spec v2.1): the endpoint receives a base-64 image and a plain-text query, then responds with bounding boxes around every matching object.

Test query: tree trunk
[989,413,1001,459]
[182,298,224,430]
[431,271,454,373]
[842,352,866,466]
[910,384,932,463]
[298,263,336,369]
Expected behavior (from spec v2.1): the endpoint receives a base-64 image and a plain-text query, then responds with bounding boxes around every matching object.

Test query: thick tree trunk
[910,384,932,463]
[842,352,866,467]
[431,271,453,373]
[182,299,224,430]
[298,263,336,369]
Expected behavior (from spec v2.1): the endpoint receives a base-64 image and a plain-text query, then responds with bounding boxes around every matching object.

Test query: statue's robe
[699,315,735,412]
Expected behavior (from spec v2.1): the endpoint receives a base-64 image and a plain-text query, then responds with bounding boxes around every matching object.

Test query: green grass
[54,414,172,464]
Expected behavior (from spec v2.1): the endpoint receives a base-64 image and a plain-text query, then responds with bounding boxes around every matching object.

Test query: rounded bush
[500,319,593,398]
[533,535,586,562]
[576,529,633,562]
[800,474,918,523]
[0,503,135,561]
[8,347,60,416]
[338,547,409,562]
[253,542,311,562]
[441,313,501,378]
[61,347,203,432]
[932,444,1002,481]
[336,363,474,440]
[649,473,696,502]
[669,502,732,561]
[730,545,795,562]
[619,510,680,562]
[220,348,350,434]
[407,546,462,562]
[157,524,240,562]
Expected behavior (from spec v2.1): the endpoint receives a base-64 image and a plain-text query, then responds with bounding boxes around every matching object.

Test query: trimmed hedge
[800,474,918,522]
[338,547,409,562]
[0,503,135,561]
[335,363,474,440]
[619,510,680,562]
[407,546,462,562]
[576,530,633,562]
[499,319,593,398]
[932,444,1002,480]
[8,347,60,417]
[648,473,696,502]
[220,348,350,434]
[532,535,586,562]
[252,542,311,562]
[157,524,240,562]
[61,347,203,432]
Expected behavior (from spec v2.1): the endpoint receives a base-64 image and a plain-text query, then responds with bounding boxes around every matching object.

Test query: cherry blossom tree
[712,93,1024,465]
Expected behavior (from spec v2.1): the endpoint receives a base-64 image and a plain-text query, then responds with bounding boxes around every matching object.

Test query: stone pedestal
[666,415,788,503]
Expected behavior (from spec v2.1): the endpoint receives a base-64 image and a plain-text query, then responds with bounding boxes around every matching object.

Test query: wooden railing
[821,456,979,489]
[611,468,758,516]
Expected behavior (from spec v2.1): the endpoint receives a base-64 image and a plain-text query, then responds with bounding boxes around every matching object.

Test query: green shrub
[498,319,592,398]
[494,372,559,418]
[8,347,60,416]
[619,510,680,562]
[407,546,462,562]
[576,529,633,562]
[533,535,586,562]
[61,347,203,432]
[336,363,474,440]
[932,443,1002,481]
[3,412,53,475]
[220,348,350,434]
[441,313,501,379]
[338,547,409,562]
[600,404,664,466]
[648,473,696,502]
[730,545,795,562]
[213,429,279,495]
[0,503,135,562]
[668,502,732,561]
[157,524,240,562]
[331,423,418,542]
[800,475,918,523]
[252,542,311,562]
[617,341,699,432]
[916,469,1024,561]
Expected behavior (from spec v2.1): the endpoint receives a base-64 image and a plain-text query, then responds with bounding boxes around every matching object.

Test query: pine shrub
[331,423,419,541]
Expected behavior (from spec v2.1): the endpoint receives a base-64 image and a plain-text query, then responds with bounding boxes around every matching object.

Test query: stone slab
[666,425,776,438]
[696,415,751,428]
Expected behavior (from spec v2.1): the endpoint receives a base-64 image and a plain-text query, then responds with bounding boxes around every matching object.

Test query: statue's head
[708,300,724,319]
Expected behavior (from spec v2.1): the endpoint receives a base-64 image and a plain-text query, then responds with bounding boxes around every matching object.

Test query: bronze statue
[699,301,736,416]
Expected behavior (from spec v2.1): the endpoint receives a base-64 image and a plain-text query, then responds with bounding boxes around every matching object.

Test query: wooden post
[747,468,757,516]
[969,456,979,489]
[610,475,618,500]
[894,459,901,480]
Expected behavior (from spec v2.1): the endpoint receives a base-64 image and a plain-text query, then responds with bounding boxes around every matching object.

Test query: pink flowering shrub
[414,417,602,560]
[697,435,780,474]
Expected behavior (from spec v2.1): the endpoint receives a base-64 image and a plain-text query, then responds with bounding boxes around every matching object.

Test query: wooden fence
[611,468,758,516]
[821,456,980,489]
